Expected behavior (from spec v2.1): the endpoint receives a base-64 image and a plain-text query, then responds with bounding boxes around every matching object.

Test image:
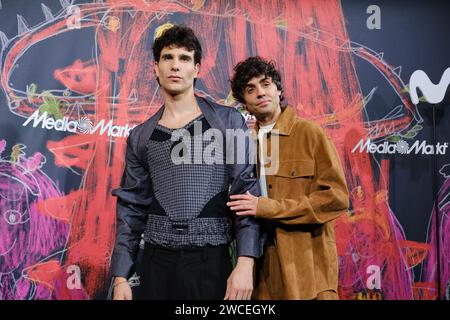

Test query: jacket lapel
[196,95,226,135]
[272,106,297,136]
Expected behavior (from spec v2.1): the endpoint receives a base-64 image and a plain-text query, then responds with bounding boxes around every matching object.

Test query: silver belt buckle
[172,222,189,235]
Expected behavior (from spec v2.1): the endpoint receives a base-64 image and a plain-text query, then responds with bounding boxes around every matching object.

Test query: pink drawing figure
[0,140,72,299]
[423,164,450,299]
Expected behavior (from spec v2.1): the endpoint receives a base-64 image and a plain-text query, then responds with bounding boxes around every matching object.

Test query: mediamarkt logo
[352,138,448,155]
[22,111,135,138]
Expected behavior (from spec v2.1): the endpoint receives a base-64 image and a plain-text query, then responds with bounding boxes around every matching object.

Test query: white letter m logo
[409,67,450,104]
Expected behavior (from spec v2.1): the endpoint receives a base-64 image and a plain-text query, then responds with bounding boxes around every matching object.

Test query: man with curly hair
[228,56,349,300]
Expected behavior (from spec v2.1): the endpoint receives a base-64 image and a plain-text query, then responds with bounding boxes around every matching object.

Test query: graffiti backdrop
[0,0,449,300]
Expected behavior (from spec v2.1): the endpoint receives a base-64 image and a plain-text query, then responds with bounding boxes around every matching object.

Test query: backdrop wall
[0,0,449,300]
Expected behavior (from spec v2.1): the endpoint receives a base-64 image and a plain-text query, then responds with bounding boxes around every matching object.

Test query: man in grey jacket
[110,25,261,300]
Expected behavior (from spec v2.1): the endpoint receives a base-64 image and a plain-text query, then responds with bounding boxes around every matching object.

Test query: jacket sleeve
[256,125,349,225]
[227,109,262,258]
[110,129,152,278]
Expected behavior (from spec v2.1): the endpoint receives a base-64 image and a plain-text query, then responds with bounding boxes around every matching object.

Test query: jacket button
[268,184,272,189]
[291,171,296,176]
[250,172,254,178]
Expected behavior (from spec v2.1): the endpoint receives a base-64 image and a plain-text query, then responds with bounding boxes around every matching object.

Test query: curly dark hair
[152,25,202,65]
[230,56,284,104]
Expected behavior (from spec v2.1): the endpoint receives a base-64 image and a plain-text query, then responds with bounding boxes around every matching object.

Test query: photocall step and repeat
[0,0,449,300]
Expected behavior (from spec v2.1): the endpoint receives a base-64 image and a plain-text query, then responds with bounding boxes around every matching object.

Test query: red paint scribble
[0,0,435,299]
[23,260,63,290]
[54,59,97,95]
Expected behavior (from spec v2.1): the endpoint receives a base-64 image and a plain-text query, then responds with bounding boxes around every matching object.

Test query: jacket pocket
[271,160,315,198]
[275,160,315,178]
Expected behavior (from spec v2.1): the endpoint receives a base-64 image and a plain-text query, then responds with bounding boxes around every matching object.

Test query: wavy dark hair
[230,56,284,104]
[152,25,202,65]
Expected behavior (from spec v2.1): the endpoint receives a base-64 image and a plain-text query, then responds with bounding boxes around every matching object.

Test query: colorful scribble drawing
[422,164,450,300]
[0,0,442,299]
[0,139,88,299]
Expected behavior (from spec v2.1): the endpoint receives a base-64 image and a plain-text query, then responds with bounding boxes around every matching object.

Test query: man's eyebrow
[245,76,271,88]
[161,53,173,58]
[180,54,192,59]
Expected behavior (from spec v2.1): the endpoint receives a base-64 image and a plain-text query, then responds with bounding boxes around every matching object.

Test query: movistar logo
[352,138,448,155]
[409,67,450,105]
[22,111,135,138]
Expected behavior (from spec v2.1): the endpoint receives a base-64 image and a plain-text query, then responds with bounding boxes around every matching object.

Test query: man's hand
[113,277,132,300]
[227,191,259,216]
[224,256,254,300]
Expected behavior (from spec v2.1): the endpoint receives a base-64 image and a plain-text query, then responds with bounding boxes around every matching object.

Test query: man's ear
[194,63,200,78]
[153,61,159,77]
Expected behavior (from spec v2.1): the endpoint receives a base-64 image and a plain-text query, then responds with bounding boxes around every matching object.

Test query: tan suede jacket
[254,106,349,300]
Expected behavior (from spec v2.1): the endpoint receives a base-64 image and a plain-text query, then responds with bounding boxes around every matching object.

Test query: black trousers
[136,243,232,300]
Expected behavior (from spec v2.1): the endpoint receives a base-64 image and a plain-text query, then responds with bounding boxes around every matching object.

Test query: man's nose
[256,86,265,98]
[171,58,180,71]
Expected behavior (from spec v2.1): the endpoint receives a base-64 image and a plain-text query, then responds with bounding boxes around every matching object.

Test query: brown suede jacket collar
[255,105,297,136]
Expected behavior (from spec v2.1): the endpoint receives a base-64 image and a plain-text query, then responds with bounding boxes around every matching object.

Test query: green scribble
[10,144,26,163]
[403,131,417,139]
[276,18,287,29]
[391,124,423,141]
[224,91,235,106]
[402,85,427,102]
[403,124,423,139]
[236,105,246,117]
[26,83,37,102]
[388,135,401,143]
[38,91,63,120]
